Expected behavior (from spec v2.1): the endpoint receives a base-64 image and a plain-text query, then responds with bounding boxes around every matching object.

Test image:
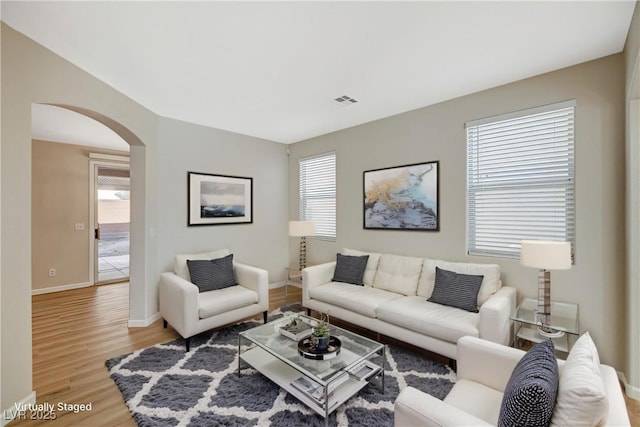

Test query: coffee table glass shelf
[238,313,384,424]
[511,298,579,354]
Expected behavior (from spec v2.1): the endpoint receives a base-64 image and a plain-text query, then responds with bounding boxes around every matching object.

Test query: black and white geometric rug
[106,305,456,427]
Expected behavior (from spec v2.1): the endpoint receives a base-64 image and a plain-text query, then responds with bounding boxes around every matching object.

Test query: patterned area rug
[106,305,456,426]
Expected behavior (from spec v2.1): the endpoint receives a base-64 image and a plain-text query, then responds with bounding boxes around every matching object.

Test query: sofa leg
[448,358,457,372]
[163,319,167,328]
[185,337,191,352]
[263,311,268,324]
[306,308,311,316]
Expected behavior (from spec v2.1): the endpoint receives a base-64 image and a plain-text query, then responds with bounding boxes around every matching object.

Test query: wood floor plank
[11,283,300,427]
[10,283,638,427]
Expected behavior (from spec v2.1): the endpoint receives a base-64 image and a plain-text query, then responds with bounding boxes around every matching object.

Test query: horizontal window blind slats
[466,102,575,260]
[299,152,336,240]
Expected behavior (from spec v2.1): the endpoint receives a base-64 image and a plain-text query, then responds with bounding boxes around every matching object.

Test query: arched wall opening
[37,104,148,325]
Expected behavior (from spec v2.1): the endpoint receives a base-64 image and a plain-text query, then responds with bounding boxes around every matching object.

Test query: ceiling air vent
[334,95,358,105]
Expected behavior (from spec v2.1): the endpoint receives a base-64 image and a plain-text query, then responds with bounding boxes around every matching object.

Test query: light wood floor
[12,282,640,426]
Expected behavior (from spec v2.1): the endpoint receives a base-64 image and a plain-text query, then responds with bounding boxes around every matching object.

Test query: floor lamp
[289,221,315,271]
[520,240,571,337]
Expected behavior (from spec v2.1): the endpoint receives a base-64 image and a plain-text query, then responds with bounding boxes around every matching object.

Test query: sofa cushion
[332,253,369,286]
[428,267,483,312]
[309,282,403,318]
[498,339,559,427]
[418,259,501,306]
[187,254,236,292]
[342,248,381,286]
[373,254,423,296]
[175,248,230,281]
[376,296,480,343]
[444,379,503,425]
[198,285,258,318]
[550,332,608,427]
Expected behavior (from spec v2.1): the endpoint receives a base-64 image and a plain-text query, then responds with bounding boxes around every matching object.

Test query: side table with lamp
[286,220,315,297]
[513,240,579,355]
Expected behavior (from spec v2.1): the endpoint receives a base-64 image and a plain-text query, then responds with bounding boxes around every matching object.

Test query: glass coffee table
[238,313,384,425]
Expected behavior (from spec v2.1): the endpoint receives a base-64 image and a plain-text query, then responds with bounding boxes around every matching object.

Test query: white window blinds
[299,152,336,240]
[466,100,575,260]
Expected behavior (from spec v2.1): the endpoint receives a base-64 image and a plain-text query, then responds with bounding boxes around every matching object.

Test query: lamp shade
[520,240,571,270]
[289,221,315,237]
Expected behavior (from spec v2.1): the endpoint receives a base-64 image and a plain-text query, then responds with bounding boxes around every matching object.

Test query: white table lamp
[520,240,571,337]
[289,221,315,271]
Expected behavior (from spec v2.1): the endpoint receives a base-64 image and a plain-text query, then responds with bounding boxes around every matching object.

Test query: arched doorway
[30,103,147,324]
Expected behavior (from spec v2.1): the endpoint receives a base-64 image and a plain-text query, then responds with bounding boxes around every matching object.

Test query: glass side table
[284,267,303,297]
[511,298,579,354]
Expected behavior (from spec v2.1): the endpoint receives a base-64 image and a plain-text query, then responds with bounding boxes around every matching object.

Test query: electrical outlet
[75,223,85,231]
[48,268,56,277]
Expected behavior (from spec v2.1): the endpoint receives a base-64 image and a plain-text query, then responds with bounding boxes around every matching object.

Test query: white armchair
[394,336,630,427]
[159,249,269,351]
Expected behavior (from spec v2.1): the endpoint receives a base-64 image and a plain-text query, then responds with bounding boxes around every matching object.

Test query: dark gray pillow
[332,253,369,285]
[187,254,236,292]
[427,267,483,312]
[498,339,559,427]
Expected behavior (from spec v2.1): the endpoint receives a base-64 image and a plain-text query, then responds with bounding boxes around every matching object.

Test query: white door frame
[89,154,130,286]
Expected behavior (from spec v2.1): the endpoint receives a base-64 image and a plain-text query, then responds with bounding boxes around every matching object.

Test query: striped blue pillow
[427,267,483,312]
[187,254,236,292]
[499,339,559,427]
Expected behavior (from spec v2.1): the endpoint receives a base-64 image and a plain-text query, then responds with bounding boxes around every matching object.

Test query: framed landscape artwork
[188,172,253,226]
[363,161,439,231]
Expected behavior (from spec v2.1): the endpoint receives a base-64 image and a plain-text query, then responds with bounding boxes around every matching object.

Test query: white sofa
[159,249,269,351]
[394,336,630,426]
[302,249,516,360]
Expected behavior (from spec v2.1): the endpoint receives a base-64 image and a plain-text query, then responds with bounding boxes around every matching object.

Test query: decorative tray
[298,336,342,360]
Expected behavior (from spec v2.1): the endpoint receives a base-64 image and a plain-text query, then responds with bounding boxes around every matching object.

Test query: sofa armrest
[456,335,526,392]
[394,387,492,427]
[479,286,516,345]
[159,272,199,338]
[234,262,269,311]
[302,262,336,306]
[600,364,632,426]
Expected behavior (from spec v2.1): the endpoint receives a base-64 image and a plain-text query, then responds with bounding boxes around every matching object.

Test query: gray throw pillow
[427,267,483,312]
[187,254,236,292]
[332,253,369,286]
[498,339,559,427]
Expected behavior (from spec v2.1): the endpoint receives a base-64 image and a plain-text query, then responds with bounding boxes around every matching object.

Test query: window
[299,152,336,240]
[466,100,575,260]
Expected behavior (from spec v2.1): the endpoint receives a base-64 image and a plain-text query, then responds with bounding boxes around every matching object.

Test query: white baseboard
[617,370,640,401]
[128,311,161,328]
[270,281,286,289]
[2,391,36,426]
[32,282,92,295]
[626,383,640,401]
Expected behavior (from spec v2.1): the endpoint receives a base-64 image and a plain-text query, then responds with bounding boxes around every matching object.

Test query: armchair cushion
[175,248,230,281]
[332,253,369,285]
[498,339,559,427]
[428,267,484,312]
[550,332,608,427]
[187,254,236,292]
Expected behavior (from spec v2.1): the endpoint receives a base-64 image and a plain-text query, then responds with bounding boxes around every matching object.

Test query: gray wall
[0,23,290,413]
[155,117,289,283]
[289,54,627,370]
[1,23,159,412]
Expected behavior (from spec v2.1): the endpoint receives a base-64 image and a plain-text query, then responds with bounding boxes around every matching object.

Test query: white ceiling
[3,1,637,146]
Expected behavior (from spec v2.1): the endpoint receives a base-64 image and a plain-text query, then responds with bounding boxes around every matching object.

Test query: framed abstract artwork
[363,161,439,231]
[188,172,253,226]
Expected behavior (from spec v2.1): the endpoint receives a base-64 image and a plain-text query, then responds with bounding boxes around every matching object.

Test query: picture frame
[188,172,253,226]
[363,161,439,231]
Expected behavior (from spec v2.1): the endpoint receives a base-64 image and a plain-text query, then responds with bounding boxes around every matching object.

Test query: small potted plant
[311,314,331,351]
